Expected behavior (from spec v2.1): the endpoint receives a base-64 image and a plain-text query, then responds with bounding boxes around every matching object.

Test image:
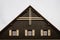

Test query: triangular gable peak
[0,5,60,39]
[16,6,44,25]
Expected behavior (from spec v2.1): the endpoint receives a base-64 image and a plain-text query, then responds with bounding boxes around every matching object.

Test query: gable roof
[0,5,60,32]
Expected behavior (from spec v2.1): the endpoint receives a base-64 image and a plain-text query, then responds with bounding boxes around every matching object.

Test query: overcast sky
[0,0,60,31]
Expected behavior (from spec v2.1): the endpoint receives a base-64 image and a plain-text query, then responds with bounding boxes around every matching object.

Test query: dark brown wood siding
[0,20,60,39]
[0,6,60,39]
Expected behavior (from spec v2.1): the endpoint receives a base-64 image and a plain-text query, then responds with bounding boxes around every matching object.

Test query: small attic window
[25,29,35,36]
[9,29,19,36]
[41,29,51,36]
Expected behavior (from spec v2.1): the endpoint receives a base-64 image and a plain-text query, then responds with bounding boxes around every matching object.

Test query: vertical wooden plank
[29,7,32,25]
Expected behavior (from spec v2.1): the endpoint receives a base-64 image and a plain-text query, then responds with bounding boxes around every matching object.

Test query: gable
[0,5,60,39]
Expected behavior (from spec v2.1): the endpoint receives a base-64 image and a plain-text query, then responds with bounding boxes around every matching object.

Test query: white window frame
[9,29,19,36]
[41,29,51,36]
[25,29,35,36]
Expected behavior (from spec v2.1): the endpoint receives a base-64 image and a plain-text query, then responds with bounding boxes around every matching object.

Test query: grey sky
[0,0,60,31]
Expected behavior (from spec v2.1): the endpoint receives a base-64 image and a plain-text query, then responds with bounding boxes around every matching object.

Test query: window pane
[27,31,32,36]
[13,31,17,36]
[44,31,47,36]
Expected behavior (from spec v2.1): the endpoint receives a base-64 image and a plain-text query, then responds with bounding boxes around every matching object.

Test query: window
[9,29,19,36]
[41,29,51,36]
[13,31,17,36]
[43,31,47,36]
[27,31,32,36]
[25,29,35,36]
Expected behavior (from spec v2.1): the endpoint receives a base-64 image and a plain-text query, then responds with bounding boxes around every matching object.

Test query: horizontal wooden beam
[17,17,44,20]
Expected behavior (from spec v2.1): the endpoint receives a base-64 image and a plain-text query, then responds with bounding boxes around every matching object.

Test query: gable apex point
[28,5,34,8]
